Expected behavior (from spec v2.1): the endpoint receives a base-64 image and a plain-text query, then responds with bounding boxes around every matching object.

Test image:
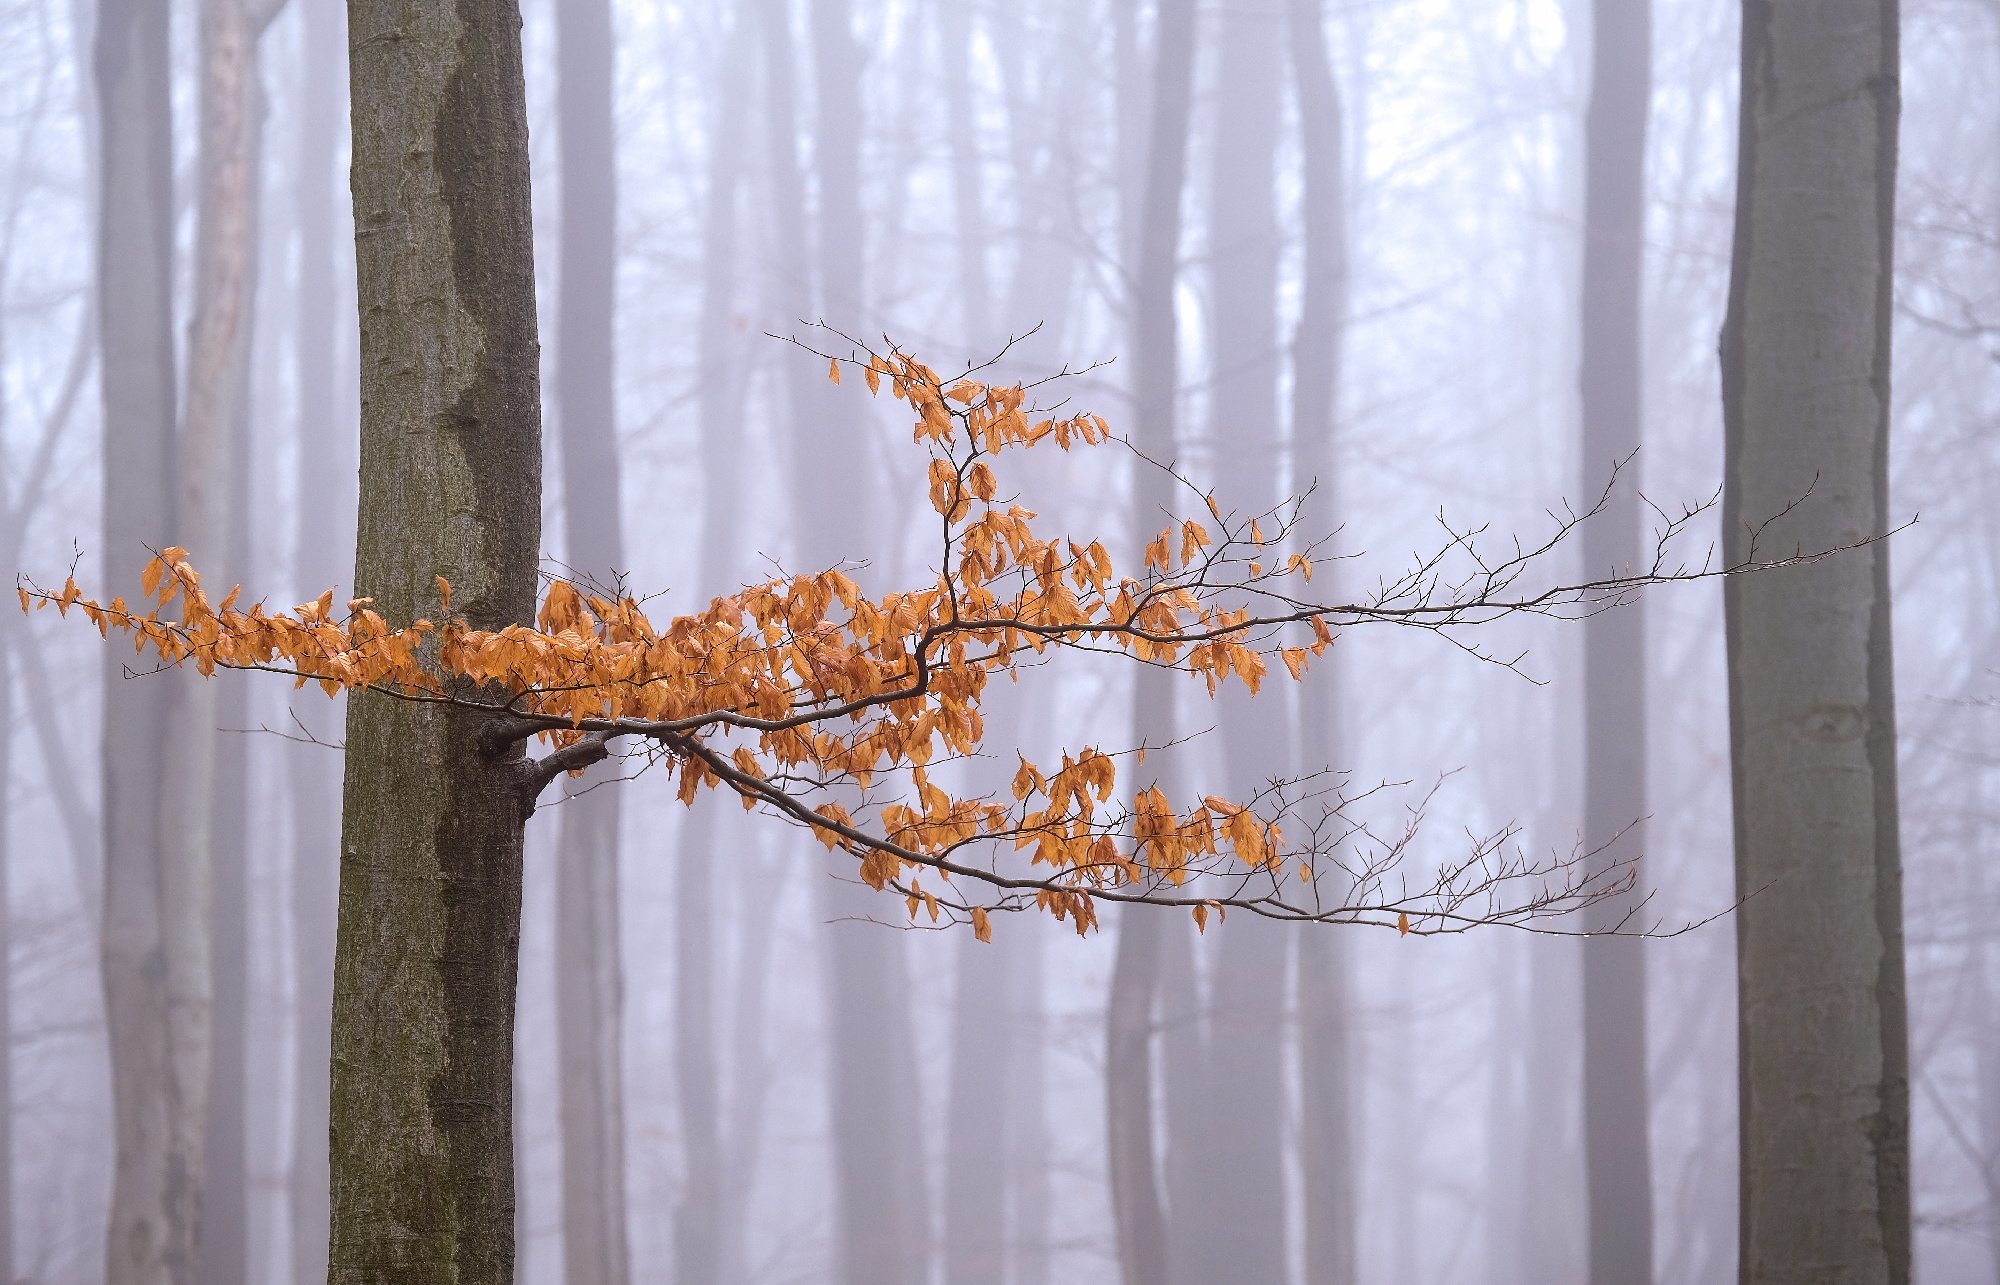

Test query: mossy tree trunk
[331,1,544,1280]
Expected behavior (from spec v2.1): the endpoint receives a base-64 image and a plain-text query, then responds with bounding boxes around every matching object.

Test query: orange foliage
[31,350,1331,935]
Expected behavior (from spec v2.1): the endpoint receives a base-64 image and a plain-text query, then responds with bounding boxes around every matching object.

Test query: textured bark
[1720,3,1907,1279]
[1577,1,1654,1281]
[93,0,187,1277]
[1197,2,1291,1278]
[288,5,350,1281]
[1288,1,1356,1278]
[330,0,543,1280]
[552,0,632,1279]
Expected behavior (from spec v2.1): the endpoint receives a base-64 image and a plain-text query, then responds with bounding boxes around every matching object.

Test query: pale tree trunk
[939,0,990,349]
[1198,0,1291,1277]
[190,6,287,1274]
[552,0,631,1280]
[945,925,1011,1285]
[674,11,755,1285]
[1287,2,1356,1276]
[1108,1,1195,1279]
[330,0,543,1279]
[1720,2,1907,1280]
[288,3,350,1282]
[93,0,183,1274]
[801,3,929,1281]
[1576,0,1653,1280]
[941,12,1008,1278]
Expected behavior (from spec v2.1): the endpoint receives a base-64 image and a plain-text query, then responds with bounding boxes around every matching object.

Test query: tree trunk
[289,4,350,1282]
[1720,2,1906,1280]
[93,0,186,1274]
[1287,0,1356,1279]
[552,0,632,1279]
[1577,0,1653,1281]
[331,0,543,1279]
[944,929,1011,1285]
[191,7,287,1274]
[1106,908,1169,1285]
[1107,1,1195,1278]
[1199,1,1291,1277]
[675,12,754,1285]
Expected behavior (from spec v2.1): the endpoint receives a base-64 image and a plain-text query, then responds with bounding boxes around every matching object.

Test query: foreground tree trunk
[1577,0,1653,1281]
[1720,2,1907,1281]
[330,1,543,1280]
[93,0,186,1277]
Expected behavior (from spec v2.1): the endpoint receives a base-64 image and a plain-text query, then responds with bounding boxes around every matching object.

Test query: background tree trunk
[674,11,754,1283]
[1288,1,1356,1279]
[1198,0,1291,1276]
[1720,1,1907,1281]
[189,4,288,1276]
[330,0,543,1279]
[288,3,351,1281]
[1108,2,1196,1280]
[553,0,632,1279]
[92,0,185,1275]
[1577,0,1654,1280]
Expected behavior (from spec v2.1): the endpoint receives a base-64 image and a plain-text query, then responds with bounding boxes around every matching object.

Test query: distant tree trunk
[1719,2,1906,1280]
[92,0,184,1274]
[675,13,753,1283]
[943,12,1009,1278]
[288,4,349,1282]
[1199,0,1291,1277]
[939,0,990,348]
[813,5,927,1283]
[1106,908,1169,1285]
[945,929,1011,1285]
[1287,1,1356,1280]
[553,0,632,1280]
[329,0,543,1279]
[190,5,288,1276]
[1577,0,1653,1281]
[1108,0,1195,1278]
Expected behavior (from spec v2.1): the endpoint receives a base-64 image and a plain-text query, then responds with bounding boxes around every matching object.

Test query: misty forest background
[0,0,1989,1280]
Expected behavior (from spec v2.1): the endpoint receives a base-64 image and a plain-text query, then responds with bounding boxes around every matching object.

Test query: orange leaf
[1397,912,1410,936]
[971,906,991,942]
[828,358,841,384]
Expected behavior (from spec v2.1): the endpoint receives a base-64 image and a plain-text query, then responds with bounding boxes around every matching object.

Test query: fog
[0,0,1993,1280]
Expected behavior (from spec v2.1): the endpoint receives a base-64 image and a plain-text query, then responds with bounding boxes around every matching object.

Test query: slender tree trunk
[330,0,543,1279]
[1199,2,1291,1277]
[1108,2,1195,1278]
[552,0,631,1280]
[1577,1,1653,1281]
[1106,908,1169,1285]
[288,5,349,1282]
[93,0,185,1275]
[1287,1,1356,1279]
[939,0,990,349]
[1720,4,1906,1280]
[798,4,929,1281]
[191,9,286,1275]
[675,13,754,1285]
[945,929,1011,1285]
